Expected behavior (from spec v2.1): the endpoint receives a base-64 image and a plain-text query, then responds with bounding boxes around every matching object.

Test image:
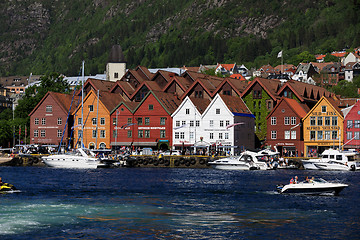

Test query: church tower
[106,45,126,82]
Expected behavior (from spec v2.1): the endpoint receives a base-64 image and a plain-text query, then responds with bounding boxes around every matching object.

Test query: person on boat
[0,177,3,186]
[294,176,298,184]
[305,176,309,182]
[310,177,315,183]
[290,178,294,184]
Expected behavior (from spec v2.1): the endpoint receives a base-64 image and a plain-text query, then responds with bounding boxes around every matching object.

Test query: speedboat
[0,183,17,193]
[208,151,259,170]
[42,148,103,169]
[302,148,358,171]
[277,178,348,195]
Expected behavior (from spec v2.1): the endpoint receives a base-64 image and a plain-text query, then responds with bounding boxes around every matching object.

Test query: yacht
[42,148,103,169]
[302,148,358,171]
[209,149,279,170]
[277,178,348,195]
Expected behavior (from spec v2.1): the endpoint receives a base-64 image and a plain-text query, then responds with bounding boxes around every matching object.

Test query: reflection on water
[0,167,359,239]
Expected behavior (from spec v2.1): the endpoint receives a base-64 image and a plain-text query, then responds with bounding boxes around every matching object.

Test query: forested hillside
[0,0,359,76]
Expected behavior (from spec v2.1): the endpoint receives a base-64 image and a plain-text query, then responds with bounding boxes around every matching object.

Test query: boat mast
[81,60,84,148]
[95,89,99,149]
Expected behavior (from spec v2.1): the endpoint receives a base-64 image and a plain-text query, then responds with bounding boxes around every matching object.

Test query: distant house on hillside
[215,63,239,76]
[344,62,360,82]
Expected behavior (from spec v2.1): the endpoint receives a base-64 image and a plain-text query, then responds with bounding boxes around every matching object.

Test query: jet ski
[0,183,17,192]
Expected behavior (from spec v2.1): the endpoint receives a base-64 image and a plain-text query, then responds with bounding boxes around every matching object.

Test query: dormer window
[114,72,119,78]
[46,105,52,112]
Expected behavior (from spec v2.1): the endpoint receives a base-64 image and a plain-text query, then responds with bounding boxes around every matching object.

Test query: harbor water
[0,166,359,239]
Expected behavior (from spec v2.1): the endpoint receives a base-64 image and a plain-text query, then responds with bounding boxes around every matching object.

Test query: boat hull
[279,183,348,195]
[209,163,256,170]
[42,155,100,169]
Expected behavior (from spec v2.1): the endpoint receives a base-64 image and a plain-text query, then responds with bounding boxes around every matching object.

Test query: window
[57,130,62,138]
[127,118,132,124]
[284,130,290,139]
[196,120,200,127]
[145,130,150,138]
[225,133,229,139]
[322,106,327,113]
[186,109,190,114]
[40,130,46,137]
[57,118,62,125]
[149,104,154,110]
[291,117,296,125]
[160,130,166,138]
[113,118,117,126]
[92,118,97,125]
[226,120,230,126]
[271,131,277,139]
[145,117,150,125]
[160,117,166,125]
[325,131,331,140]
[291,130,296,139]
[220,120,224,127]
[41,118,46,125]
[190,120,194,127]
[34,130,38,137]
[310,131,315,140]
[347,120,353,128]
[258,101,261,108]
[317,131,323,140]
[325,117,330,126]
[114,72,118,78]
[127,130,132,138]
[210,132,214,139]
[137,118,143,125]
[89,105,94,112]
[175,132,179,139]
[216,109,220,114]
[176,121,180,127]
[113,130,117,138]
[78,118,82,125]
[253,90,261,99]
[78,130,83,138]
[195,91,203,98]
[347,131,352,140]
[355,120,360,128]
[317,117,323,126]
[332,131,338,140]
[310,117,316,126]
[284,117,290,125]
[34,118,39,125]
[100,130,105,138]
[46,105,52,112]
[182,120,186,126]
[138,130,143,138]
[210,120,214,127]
[189,132,193,139]
[92,130,97,138]
[271,117,277,125]
[180,132,185,139]
[355,132,360,140]
[332,117,338,126]
[219,133,223,139]
[100,118,105,125]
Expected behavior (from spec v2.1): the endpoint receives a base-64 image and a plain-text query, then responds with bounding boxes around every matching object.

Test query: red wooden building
[343,99,360,151]
[29,92,78,147]
[266,97,309,157]
[110,90,181,150]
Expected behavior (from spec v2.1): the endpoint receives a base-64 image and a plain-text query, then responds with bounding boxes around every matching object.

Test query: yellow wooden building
[302,96,343,157]
[73,89,123,149]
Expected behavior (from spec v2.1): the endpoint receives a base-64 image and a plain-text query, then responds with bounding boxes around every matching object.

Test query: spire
[108,45,126,63]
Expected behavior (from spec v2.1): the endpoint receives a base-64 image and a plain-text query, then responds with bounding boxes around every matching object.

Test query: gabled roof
[266,97,308,119]
[77,78,115,95]
[219,94,253,115]
[230,74,246,80]
[315,54,326,60]
[110,80,136,97]
[110,100,139,114]
[133,90,182,115]
[135,66,154,80]
[189,97,211,114]
[29,91,78,116]
[331,51,347,58]
[343,100,360,118]
[162,75,190,93]
[274,64,296,72]
[344,62,360,70]
[212,77,247,97]
[277,79,334,102]
[216,63,236,71]
[259,64,275,73]
[241,77,281,101]
[303,96,343,120]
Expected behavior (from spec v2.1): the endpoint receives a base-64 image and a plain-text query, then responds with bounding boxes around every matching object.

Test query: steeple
[106,45,126,82]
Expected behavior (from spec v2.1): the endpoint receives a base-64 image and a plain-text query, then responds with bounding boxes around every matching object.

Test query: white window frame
[57,118,62,125]
[271,117,276,125]
[271,131,277,139]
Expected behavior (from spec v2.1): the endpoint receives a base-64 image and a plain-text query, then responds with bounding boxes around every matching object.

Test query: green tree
[323,54,339,62]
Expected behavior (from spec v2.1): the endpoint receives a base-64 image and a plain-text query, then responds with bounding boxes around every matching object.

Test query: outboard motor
[350,164,356,171]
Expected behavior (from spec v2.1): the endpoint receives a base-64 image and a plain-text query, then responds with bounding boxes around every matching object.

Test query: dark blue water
[0,167,359,239]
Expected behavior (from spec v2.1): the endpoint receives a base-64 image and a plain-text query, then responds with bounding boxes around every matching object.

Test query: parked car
[162,150,181,156]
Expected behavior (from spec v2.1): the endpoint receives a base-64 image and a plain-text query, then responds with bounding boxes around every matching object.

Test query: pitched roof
[138,91,182,115]
[108,45,126,63]
[230,74,246,80]
[331,51,347,58]
[189,97,211,114]
[266,97,308,119]
[241,77,281,101]
[219,94,252,115]
[216,63,236,71]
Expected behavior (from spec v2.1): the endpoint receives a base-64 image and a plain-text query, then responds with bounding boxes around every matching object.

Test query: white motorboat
[42,148,103,169]
[209,149,278,170]
[302,148,358,171]
[277,178,348,195]
[208,151,259,170]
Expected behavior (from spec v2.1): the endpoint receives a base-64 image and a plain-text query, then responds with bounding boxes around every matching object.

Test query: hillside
[0,0,359,76]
